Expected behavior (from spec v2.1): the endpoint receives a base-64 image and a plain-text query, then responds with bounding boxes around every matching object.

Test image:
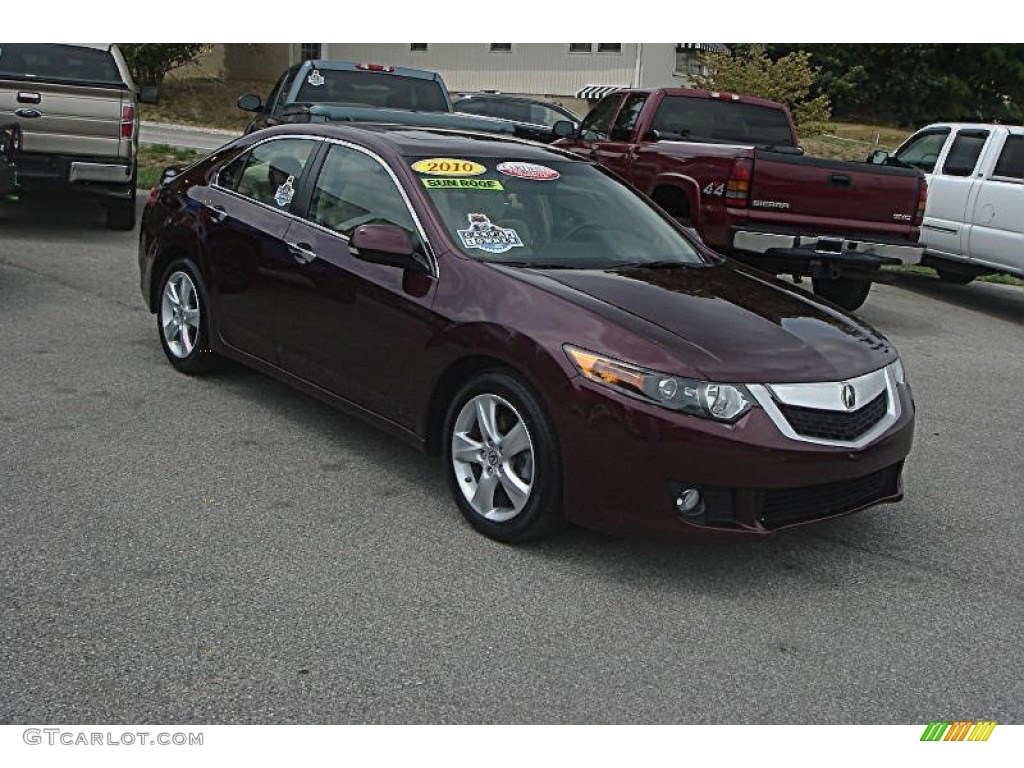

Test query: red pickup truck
[555,88,927,309]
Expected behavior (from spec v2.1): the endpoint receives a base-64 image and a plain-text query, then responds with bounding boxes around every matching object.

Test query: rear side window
[219,138,317,210]
[0,44,122,86]
[992,135,1023,180]
[941,130,989,177]
[307,144,417,237]
[650,96,795,147]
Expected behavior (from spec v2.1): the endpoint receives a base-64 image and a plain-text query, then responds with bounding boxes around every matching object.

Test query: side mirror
[552,120,577,139]
[867,149,890,165]
[351,224,428,272]
[237,94,263,113]
[160,166,182,185]
[138,86,159,105]
[643,129,661,142]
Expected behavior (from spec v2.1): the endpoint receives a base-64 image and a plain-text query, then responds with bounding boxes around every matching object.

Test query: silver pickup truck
[0,43,155,229]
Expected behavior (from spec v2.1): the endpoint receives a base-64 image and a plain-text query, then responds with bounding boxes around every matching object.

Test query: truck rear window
[294,69,447,112]
[650,95,795,148]
[0,44,123,87]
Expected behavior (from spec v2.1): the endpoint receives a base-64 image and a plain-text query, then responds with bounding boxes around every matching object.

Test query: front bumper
[555,374,915,538]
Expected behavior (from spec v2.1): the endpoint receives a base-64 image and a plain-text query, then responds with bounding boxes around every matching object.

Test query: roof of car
[250,122,580,162]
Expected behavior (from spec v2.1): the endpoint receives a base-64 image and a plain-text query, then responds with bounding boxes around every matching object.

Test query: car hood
[495,261,895,383]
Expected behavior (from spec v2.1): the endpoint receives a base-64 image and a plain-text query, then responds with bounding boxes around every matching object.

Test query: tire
[443,371,565,543]
[156,259,219,374]
[811,275,872,311]
[106,188,137,231]
[935,268,975,285]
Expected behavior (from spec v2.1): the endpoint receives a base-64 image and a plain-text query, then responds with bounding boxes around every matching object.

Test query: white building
[320,43,727,111]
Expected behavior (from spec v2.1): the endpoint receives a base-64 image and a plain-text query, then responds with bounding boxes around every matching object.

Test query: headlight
[564,345,754,423]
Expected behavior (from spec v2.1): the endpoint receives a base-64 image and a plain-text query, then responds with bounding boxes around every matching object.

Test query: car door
[273,141,441,427]
[200,136,320,364]
[966,132,1023,272]
[559,93,622,161]
[925,128,990,259]
[592,93,649,183]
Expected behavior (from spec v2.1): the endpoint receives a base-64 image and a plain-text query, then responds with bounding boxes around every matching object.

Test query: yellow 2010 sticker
[411,158,486,176]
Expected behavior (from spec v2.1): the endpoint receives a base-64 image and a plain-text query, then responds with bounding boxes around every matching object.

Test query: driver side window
[308,144,418,239]
[894,129,951,173]
[579,95,621,141]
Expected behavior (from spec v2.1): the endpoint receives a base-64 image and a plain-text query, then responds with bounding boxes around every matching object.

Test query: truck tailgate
[749,151,921,239]
[0,80,126,159]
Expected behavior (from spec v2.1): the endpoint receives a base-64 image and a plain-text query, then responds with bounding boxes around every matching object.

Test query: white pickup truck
[871,123,1023,284]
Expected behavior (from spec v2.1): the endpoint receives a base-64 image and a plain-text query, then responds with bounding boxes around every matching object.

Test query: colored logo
[456,213,523,254]
[841,383,856,410]
[496,161,560,181]
[920,720,996,742]
[412,158,487,177]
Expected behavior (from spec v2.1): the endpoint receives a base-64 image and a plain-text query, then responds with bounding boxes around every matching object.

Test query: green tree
[119,44,208,90]
[693,44,833,136]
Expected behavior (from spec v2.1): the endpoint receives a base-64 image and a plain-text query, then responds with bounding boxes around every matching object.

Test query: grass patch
[141,77,273,131]
[138,144,204,189]
[882,263,1022,287]
[801,121,912,162]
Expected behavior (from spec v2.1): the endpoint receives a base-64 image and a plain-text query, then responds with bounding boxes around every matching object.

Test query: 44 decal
[703,181,725,197]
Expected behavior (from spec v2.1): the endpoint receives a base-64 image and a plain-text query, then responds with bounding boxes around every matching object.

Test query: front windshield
[412,156,706,269]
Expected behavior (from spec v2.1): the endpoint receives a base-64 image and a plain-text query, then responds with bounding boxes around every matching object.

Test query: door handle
[829,173,852,187]
[201,202,228,223]
[16,91,41,104]
[287,241,317,265]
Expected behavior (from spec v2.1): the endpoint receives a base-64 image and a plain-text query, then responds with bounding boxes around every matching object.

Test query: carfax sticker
[456,213,523,254]
[421,178,504,191]
[411,158,486,177]
[307,69,325,87]
[496,161,560,181]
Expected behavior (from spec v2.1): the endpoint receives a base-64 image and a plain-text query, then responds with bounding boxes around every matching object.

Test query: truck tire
[935,268,975,285]
[106,188,137,231]
[811,276,872,311]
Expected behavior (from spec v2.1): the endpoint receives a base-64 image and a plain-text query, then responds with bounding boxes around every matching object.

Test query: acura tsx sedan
[138,123,914,543]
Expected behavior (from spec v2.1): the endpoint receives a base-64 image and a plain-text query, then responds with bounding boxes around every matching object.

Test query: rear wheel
[157,259,219,374]
[444,371,564,543]
[105,186,137,230]
[811,275,872,310]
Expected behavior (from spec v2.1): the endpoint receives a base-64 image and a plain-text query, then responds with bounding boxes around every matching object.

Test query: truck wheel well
[651,185,692,225]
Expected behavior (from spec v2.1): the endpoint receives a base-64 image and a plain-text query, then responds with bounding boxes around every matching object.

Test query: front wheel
[811,275,872,311]
[444,371,564,543]
[156,260,219,374]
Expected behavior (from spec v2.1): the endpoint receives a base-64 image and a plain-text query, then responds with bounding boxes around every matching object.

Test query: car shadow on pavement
[0,191,137,233]
[887,272,1023,325]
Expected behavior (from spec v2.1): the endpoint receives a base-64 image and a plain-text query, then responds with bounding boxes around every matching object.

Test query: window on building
[569,44,592,54]
[410,44,428,52]
[597,44,621,54]
[674,49,702,77]
[300,44,321,61]
[489,44,512,53]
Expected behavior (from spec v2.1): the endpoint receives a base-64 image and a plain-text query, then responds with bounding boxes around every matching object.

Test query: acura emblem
[841,384,856,410]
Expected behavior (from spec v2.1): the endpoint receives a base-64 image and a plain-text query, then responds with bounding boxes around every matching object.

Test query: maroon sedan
[138,123,914,543]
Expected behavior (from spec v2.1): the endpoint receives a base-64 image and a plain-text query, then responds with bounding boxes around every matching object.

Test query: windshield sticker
[274,175,296,207]
[411,158,486,177]
[421,178,504,191]
[307,69,325,87]
[457,213,524,254]
[496,161,560,181]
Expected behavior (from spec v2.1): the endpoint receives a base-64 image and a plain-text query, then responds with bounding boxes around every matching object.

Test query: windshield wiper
[610,260,684,270]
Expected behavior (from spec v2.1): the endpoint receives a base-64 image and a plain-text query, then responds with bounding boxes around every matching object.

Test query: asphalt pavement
[1,195,1022,724]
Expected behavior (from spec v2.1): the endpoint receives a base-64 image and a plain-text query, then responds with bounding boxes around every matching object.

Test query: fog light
[675,488,703,516]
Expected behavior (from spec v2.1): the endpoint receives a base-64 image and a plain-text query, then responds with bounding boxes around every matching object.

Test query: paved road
[139,121,239,153]
[1,195,1022,724]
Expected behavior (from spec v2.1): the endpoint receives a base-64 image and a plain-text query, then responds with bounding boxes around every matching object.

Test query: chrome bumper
[69,162,132,184]
[733,230,923,265]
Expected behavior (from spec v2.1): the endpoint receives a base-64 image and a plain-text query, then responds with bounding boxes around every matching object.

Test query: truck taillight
[725,157,753,208]
[915,177,928,226]
[121,104,135,139]
[355,63,395,73]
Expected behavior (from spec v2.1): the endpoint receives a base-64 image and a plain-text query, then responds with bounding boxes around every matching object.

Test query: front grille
[778,390,887,441]
[758,464,901,529]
